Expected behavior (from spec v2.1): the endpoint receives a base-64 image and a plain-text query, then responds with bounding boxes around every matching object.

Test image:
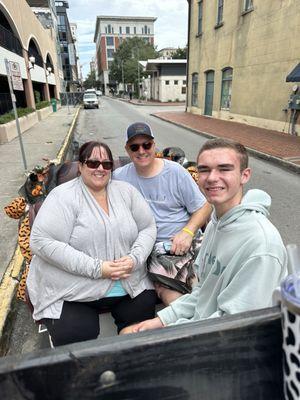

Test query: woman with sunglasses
[27,141,157,346]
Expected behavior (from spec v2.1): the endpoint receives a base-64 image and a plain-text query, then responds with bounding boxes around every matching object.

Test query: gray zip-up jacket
[27,177,156,321]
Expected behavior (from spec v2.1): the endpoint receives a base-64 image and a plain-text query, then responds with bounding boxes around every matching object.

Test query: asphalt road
[6,96,300,356]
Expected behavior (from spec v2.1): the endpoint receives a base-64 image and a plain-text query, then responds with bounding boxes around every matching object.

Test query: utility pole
[121,60,125,96]
[137,47,140,101]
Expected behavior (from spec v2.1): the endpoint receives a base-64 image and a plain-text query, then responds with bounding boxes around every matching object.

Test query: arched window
[0,10,22,56]
[28,38,43,67]
[220,67,233,109]
[191,73,199,106]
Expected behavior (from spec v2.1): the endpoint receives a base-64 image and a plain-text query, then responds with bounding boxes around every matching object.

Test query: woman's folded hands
[101,256,134,280]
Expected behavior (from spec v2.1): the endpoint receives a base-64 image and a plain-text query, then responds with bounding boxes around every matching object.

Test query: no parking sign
[9,61,24,91]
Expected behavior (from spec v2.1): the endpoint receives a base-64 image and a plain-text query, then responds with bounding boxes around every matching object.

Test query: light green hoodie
[158,189,287,326]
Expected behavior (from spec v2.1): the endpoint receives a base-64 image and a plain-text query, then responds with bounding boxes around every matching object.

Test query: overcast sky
[67,0,188,78]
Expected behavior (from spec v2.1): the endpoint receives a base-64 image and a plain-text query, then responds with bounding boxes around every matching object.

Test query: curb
[0,107,81,355]
[115,97,186,107]
[151,113,300,174]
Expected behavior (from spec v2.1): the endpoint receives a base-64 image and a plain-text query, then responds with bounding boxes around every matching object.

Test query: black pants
[42,290,157,346]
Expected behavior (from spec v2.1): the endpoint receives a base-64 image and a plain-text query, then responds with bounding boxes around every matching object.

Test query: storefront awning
[286,63,300,82]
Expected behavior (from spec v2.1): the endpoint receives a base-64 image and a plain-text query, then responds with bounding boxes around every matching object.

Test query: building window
[106,36,114,46]
[58,15,66,26]
[107,24,112,34]
[191,73,198,106]
[244,0,253,11]
[134,27,136,34]
[107,49,114,58]
[119,26,122,34]
[108,61,113,69]
[165,80,170,85]
[126,26,130,34]
[144,25,148,35]
[183,80,187,85]
[217,0,224,25]
[182,87,186,94]
[220,67,233,109]
[174,80,178,85]
[198,0,203,35]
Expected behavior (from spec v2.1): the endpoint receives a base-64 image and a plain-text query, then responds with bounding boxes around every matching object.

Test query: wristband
[182,227,194,238]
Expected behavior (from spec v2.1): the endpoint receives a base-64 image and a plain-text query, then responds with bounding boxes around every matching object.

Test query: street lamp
[46,66,52,76]
[28,56,35,70]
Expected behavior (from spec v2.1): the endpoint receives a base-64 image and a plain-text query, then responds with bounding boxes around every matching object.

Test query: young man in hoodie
[121,138,287,333]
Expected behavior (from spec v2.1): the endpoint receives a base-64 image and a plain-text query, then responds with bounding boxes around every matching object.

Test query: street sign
[4,58,27,170]
[9,61,24,91]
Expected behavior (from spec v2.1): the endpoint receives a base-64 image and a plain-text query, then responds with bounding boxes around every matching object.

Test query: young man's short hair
[198,139,248,171]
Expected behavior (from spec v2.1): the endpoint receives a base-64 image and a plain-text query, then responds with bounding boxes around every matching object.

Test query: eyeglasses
[84,159,113,170]
[129,141,153,152]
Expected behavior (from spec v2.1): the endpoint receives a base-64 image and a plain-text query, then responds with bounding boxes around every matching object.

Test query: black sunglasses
[129,141,153,152]
[84,159,113,170]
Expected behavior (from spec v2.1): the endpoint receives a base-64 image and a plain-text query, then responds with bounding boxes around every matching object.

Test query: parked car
[96,90,102,97]
[83,93,99,109]
[84,88,96,94]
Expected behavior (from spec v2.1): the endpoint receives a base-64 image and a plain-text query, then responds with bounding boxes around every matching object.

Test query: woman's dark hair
[78,141,114,167]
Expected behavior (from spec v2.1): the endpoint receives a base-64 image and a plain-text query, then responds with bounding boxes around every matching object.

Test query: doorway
[204,70,214,116]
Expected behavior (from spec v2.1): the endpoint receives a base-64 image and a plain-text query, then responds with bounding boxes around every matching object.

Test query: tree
[172,46,187,59]
[110,37,158,89]
[83,70,100,89]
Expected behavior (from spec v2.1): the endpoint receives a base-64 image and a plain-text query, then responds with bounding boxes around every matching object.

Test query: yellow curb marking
[56,106,81,163]
[0,106,81,342]
[0,247,23,335]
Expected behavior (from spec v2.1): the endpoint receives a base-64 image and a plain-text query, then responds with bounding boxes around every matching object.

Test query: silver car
[83,93,99,109]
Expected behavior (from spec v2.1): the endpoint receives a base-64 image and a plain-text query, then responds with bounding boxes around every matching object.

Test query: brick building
[94,16,156,94]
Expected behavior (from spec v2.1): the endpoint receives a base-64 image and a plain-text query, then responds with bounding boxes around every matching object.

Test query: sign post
[4,58,27,171]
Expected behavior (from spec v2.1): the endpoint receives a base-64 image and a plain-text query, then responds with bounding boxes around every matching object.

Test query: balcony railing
[0,24,23,56]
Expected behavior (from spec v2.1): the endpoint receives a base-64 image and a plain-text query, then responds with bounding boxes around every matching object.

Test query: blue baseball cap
[126,122,154,143]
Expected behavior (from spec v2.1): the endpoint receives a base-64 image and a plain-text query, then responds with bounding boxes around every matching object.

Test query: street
[7,96,300,356]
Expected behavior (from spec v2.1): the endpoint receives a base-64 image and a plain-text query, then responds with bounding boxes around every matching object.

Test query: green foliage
[110,37,158,85]
[172,46,187,59]
[83,70,101,89]
[34,91,41,103]
[0,107,35,124]
[35,101,51,110]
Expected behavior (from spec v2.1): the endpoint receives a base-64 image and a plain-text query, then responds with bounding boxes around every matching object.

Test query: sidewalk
[151,111,300,173]
[116,96,185,107]
[0,106,80,350]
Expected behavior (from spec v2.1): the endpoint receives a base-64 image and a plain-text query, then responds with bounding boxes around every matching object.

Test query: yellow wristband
[182,227,194,238]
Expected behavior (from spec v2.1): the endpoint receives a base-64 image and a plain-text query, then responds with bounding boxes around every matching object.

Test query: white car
[96,90,102,97]
[85,88,96,94]
[83,93,99,109]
